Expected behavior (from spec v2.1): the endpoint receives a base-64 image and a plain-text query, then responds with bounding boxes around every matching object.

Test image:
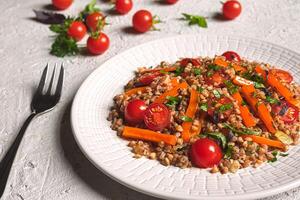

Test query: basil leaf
[33,10,66,24]
[223,123,261,135]
[199,103,208,112]
[207,132,227,149]
[193,68,201,75]
[182,13,207,28]
[219,103,233,112]
[266,96,280,104]
[212,89,221,98]
[180,116,193,122]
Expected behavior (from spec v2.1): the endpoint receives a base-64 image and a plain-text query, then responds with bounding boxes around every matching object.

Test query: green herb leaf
[207,132,227,149]
[160,70,168,74]
[50,34,79,57]
[193,68,201,75]
[182,13,207,28]
[266,96,280,104]
[212,89,221,98]
[208,64,221,71]
[224,80,239,95]
[254,82,265,89]
[79,0,101,20]
[197,86,204,93]
[199,103,208,112]
[280,153,289,157]
[241,100,247,106]
[207,70,214,77]
[224,144,234,159]
[223,123,262,135]
[219,103,233,112]
[174,67,184,76]
[180,116,193,122]
[165,96,180,107]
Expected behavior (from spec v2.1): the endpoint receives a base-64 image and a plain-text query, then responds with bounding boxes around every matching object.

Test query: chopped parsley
[224,80,238,95]
[224,144,234,159]
[197,86,204,93]
[199,103,208,112]
[165,96,180,107]
[182,13,208,28]
[193,68,201,75]
[180,116,193,122]
[212,89,221,98]
[208,64,221,71]
[219,103,233,112]
[268,151,289,163]
[254,82,265,89]
[207,70,214,77]
[174,67,184,76]
[266,96,280,104]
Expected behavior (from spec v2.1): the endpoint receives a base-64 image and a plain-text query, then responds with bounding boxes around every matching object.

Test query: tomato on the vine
[190,138,222,168]
[222,0,242,20]
[125,99,147,124]
[165,0,178,4]
[222,51,241,62]
[86,12,106,32]
[144,103,171,131]
[132,10,160,33]
[87,32,110,55]
[115,0,133,14]
[52,0,73,10]
[67,21,87,41]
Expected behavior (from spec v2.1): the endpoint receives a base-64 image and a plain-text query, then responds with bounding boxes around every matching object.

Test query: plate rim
[71,34,300,200]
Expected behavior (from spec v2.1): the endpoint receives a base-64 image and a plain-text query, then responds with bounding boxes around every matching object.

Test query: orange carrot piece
[267,74,300,109]
[190,112,206,136]
[214,57,228,67]
[182,89,198,142]
[125,87,148,96]
[233,76,254,86]
[232,63,246,73]
[154,81,189,104]
[254,66,267,81]
[123,126,177,145]
[242,135,285,149]
[241,85,276,133]
[141,66,177,74]
[232,92,257,127]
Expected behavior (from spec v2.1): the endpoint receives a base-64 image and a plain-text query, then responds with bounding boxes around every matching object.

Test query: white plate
[71,34,300,200]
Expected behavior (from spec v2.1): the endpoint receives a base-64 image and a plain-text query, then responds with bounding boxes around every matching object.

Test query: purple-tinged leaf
[33,10,66,24]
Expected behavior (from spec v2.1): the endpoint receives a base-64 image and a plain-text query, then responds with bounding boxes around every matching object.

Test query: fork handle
[0,113,36,197]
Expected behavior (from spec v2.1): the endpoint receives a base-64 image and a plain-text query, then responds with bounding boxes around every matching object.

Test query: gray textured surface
[0,0,299,200]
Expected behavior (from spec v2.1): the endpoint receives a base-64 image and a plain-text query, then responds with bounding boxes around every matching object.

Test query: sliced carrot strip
[233,76,254,86]
[190,112,206,136]
[267,74,300,109]
[124,87,148,96]
[154,81,189,104]
[242,135,285,149]
[214,57,228,67]
[232,92,257,127]
[254,66,267,81]
[241,85,276,133]
[232,63,246,72]
[123,126,177,146]
[182,89,198,142]
[141,66,177,74]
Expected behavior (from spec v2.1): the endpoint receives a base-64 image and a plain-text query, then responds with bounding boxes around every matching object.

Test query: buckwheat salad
[107,51,300,173]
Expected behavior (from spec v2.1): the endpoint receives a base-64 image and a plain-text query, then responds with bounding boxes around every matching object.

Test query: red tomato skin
[272,101,299,124]
[205,72,225,87]
[125,99,147,124]
[222,0,242,20]
[222,51,241,62]
[165,0,178,4]
[87,33,110,55]
[270,69,293,83]
[190,138,222,168]
[52,0,72,10]
[115,0,133,14]
[67,21,87,41]
[132,10,153,33]
[86,12,105,31]
[180,58,201,67]
[139,72,161,85]
[144,103,171,131]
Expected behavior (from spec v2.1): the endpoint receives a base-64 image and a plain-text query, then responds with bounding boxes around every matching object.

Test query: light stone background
[0,0,299,199]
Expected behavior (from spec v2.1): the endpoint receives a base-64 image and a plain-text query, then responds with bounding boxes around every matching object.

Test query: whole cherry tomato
[190,138,223,168]
[125,99,147,124]
[132,10,156,33]
[222,0,242,20]
[86,12,106,31]
[67,21,87,41]
[52,0,72,10]
[270,69,293,83]
[115,0,133,14]
[144,103,171,131]
[222,51,241,62]
[87,32,110,55]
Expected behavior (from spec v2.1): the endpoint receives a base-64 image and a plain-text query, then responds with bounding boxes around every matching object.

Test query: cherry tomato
[165,0,178,4]
[132,10,153,33]
[52,0,72,10]
[180,58,201,67]
[86,12,106,31]
[87,33,110,55]
[115,0,133,14]
[190,138,222,168]
[67,21,87,41]
[125,99,147,124]
[272,101,299,124]
[207,97,233,122]
[222,0,242,20]
[270,69,293,83]
[205,72,225,87]
[139,72,161,85]
[144,103,171,131]
[222,51,241,62]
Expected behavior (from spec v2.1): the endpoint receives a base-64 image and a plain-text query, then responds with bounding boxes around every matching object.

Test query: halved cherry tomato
[67,21,87,41]
[144,103,171,131]
[180,58,201,67]
[222,0,242,20]
[207,97,233,122]
[189,138,222,168]
[270,69,293,83]
[222,51,241,62]
[115,0,133,14]
[139,72,161,85]
[205,72,225,87]
[86,12,105,31]
[125,99,147,124]
[272,100,299,124]
[52,0,72,10]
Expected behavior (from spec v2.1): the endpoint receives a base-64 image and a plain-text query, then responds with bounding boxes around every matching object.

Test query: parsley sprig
[182,13,207,28]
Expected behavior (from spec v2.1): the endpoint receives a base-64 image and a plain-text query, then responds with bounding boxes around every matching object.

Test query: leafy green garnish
[79,0,101,20]
[174,67,184,76]
[193,68,201,75]
[165,96,180,107]
[224,144,234,159]
[241,100,247,106]
[50,34,79,57]
[207,70,214,77]
[219,103,233,112]
[160,70,168,74]
[212,90,221,98]
[280,153,289,157]
[206,132,227,149]
[266,96,280,104]
[182,13,207,28]
[208,64,221,71]
[223,123,261,135]
[254,82,265,89]
[197,86,204,93]
[224,80,239,95]
[180,116,193,122]
[199,103,208,112]
[268,151,289,163]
